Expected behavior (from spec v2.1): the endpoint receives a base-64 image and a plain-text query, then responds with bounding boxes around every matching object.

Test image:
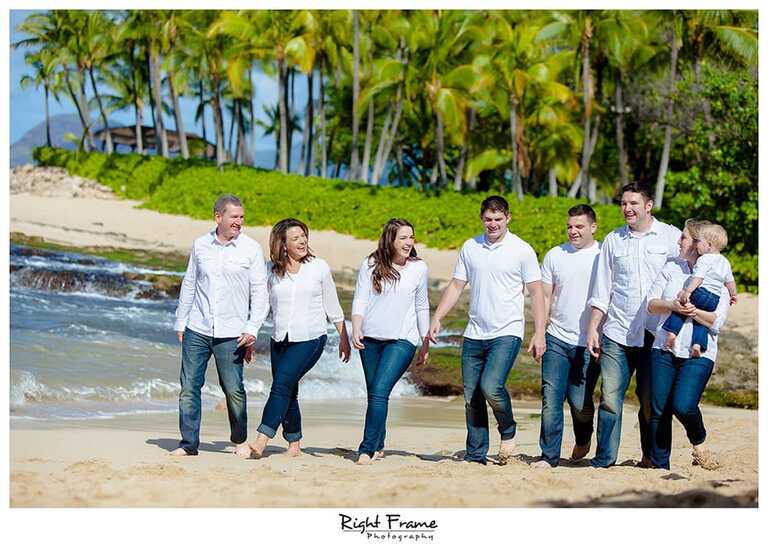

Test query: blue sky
[9,9,311,151]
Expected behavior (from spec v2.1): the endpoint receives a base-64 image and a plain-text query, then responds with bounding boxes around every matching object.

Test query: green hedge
[33,147,755,290]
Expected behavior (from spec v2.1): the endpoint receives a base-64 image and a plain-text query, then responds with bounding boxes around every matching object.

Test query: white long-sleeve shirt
[174,231,268,338]
[647,258,729,361]
[267,257,344,342]
[588,218,681,347]
[351,257,430,347]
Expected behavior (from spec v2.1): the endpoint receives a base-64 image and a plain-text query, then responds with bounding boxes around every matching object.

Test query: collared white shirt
[351,257,430,347]
[693,253,734,294]
[174,230,268,338]
[541,241,601,347]
[453,231,542,340]
[647,258,729,361]
[267,257,344,342]
[588,218,681,347]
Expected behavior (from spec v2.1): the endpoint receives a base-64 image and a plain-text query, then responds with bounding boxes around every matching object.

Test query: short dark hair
[480,195,509,216]
[620,182,653,203]
[213,194,243,215]
[568,204,597,224]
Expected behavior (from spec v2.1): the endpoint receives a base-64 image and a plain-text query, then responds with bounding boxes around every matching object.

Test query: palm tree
[17,48,61,148]
[159,11,190,159]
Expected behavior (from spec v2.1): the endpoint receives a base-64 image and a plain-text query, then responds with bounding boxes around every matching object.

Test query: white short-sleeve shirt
[453,231,541,340]
[541,241,601,347]
[692,253,734,295]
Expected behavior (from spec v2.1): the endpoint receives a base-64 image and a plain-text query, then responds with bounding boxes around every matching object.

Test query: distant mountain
[10,114,106,167]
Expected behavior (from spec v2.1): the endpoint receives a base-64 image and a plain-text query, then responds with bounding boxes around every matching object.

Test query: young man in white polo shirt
[429,195,546,465]
[532,204,601,469]
[585,182,681,468]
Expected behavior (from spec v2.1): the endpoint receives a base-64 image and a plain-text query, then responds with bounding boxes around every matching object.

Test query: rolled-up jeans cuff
[283,431,302,442]
[257,423,277,439]
[500,431,516,441]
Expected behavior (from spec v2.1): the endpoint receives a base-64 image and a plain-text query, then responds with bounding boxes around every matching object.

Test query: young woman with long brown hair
[351,218,430,465]
[249,218,351,458]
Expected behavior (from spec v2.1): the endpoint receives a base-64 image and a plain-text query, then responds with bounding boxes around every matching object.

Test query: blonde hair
[697,223,728,251]
[683,218,710,240]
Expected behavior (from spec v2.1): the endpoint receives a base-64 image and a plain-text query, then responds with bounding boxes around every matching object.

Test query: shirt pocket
[196,253,216,278]
[614,247,634,276]
[224,256,251,275]
[645,244,669,273]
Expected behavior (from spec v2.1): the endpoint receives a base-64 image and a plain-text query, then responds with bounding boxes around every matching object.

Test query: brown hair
[480,195,509,216]
[269,218,315,278]
[620,182,653,203]
[368,218,419,293]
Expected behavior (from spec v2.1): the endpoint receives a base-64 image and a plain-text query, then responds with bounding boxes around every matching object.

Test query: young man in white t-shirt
[429,195,546,465]
[532,205,601,469]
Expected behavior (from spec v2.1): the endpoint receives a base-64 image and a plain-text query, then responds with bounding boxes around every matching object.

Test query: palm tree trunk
[88,67,113,154]
[568,23,594,198]
[44,84,52,148]
[548,168,557,196]
[277,59,289,174]
[228,101,236,160]
[510,97,523,200]
[129,47,144,154]
[655,27,679,209]
[435,111,448,188]
[232,99,241,164]
[168,70,189,159]
[248,71,257,166]
[198,81,207,157]
[350,10,361,180]
[454,108,475,191]
[299,71,314,177]
[287,68,295,170]
[63,68,91,152]
[238,100,247,165]
[319,58,328,178]
[149,48,168,157]
[134,100,144,155]
[211,78,226,168]
[371,103,393,186]
[361,99,375,183]
[615,72,628,186]
[375,89,404,185]
[76,68,95,151]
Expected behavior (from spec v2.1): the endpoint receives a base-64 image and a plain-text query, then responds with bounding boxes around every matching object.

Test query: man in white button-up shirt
[585,182,681,468]
[429,196,547,465]
[170,194,268,457]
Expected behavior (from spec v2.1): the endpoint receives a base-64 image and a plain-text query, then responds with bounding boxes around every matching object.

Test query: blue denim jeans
[538,333,600,466]
[358,337,417,457]
[461,335,522,464]
[178,327,248,455]
[649,348,714,469]
[662,287,720,352]
[257,335,327,442]
[591,331,653,468]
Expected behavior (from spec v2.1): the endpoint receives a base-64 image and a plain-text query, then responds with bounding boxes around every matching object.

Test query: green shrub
[33,147,756,291]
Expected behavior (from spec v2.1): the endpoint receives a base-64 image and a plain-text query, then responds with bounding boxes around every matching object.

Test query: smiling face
[391,225,415,263]
[567,214,597,249]
[481,209,510,243]
[284,226,309,261]
[621,191,653,231]
[215,204,245,241]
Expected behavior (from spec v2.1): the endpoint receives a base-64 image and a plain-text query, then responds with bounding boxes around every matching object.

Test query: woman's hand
[671,299,697,316]
[415,338,430,366]
[351,327,365,350]
[338,334,351,363]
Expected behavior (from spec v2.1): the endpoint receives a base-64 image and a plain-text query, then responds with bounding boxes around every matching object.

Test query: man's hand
[244,345,253,363]
[415,338,430,366]
[730,294,738,306]
[237,333,255,348]
[671,300,696,316]
[177,331,184,343]
[586,327,601,359]
[527,331,546,362]
[428,318,441,344]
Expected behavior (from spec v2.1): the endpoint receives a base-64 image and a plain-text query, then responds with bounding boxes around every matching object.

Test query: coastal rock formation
[10,165,114,199]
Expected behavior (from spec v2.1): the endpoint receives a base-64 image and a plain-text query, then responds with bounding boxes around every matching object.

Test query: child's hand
[676,290,689,304]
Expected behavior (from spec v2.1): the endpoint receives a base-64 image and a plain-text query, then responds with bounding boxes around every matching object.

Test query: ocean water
[9,245,437,421]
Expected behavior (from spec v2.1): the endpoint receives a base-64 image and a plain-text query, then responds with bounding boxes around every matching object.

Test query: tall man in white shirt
[171,194,269,457]
[532,204,601,469]
[429,196,547,465]
[586,182,681,468]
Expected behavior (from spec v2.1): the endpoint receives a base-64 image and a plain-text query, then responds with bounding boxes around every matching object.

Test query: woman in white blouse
[351,218,430,465]
[646,219,729,470]
[249,218,351,458]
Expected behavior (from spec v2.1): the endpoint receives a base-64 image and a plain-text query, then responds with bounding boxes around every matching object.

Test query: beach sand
[10,398,758,507]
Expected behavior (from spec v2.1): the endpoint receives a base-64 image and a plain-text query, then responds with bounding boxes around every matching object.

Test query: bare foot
[234,442,252,458]
[691,344,702,358]
[692,444,720,470]
[497,438,516,465]
[287,441,302,457]
[531,459,553,469]
[570,442,591,461]
[168,447,193,457]
[664,333,677,350]
[373,450,385,461]
[248,433,269,459]
[356,453,373,466]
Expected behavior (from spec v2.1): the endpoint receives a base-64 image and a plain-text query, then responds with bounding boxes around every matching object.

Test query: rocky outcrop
[10,165,114,199]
